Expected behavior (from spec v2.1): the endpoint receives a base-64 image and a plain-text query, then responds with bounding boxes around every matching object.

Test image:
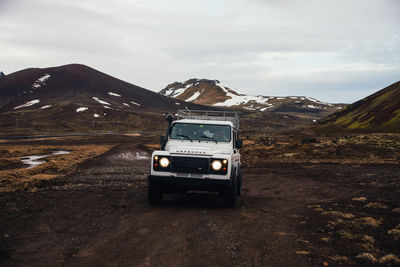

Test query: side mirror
[236,139,243,149]
[160,136,166,145]
[166,114,174,122]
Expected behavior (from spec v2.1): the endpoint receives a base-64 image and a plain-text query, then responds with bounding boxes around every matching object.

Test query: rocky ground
[1,134,400,266]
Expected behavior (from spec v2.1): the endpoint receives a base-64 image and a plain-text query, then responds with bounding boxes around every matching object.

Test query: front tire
[222,174,237,207]
[148,180,163,205]
[237,169,242,196]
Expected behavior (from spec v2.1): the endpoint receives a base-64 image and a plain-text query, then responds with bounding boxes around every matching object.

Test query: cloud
[0,0,399,103]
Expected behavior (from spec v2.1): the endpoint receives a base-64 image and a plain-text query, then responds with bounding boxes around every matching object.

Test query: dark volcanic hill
[0,64,200,113]
[318,81,400,132]
[160,78,344,119]
[0,64,204,135]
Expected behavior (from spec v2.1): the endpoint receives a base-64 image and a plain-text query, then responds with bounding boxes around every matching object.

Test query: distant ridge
[160,78,344,117]
[317,81,400,132]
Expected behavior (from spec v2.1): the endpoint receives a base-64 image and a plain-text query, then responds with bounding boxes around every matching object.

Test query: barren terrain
[1,133,400,266]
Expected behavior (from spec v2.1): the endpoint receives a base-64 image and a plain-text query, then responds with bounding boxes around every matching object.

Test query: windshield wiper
[200,135,218,143]
[177,134,193,142]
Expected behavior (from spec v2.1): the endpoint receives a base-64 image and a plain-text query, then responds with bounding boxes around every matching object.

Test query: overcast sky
[1,0,399,103]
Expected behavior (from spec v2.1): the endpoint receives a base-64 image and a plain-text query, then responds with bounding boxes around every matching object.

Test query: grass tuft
[355,253,377,264]
[380,254,400,264]
[352,197,367,202]
[366,202,388,209]
[322,211,355,219]
[354,217,382,228]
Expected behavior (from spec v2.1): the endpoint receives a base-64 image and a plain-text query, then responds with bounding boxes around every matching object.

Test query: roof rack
[177,109,240,130]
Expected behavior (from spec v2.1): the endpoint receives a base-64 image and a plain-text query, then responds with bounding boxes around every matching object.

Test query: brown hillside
[160,79,232,105]
[317,81,400,132]
[0,64,204,113]
[0,64,212,135]
[160,79,345,122]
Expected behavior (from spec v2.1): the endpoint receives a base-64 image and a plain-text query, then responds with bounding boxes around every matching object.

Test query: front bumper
[148,175,232,190]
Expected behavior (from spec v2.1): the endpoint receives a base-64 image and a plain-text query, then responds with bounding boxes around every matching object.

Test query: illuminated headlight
[211,160,222,171]
[159,157,170,168]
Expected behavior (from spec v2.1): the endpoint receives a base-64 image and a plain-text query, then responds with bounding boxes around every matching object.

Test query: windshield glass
[170,123,231,142]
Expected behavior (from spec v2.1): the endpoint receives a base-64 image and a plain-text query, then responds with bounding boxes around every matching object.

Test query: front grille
[171,156,210,174]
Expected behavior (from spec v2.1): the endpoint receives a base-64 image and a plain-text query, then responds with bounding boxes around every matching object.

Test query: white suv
[148,110,242,207]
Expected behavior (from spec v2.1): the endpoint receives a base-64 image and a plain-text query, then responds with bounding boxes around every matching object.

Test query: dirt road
[1,142,400,266]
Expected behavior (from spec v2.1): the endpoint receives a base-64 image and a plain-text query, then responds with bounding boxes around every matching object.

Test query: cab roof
[173,119,237,130]
[176,109,239,130]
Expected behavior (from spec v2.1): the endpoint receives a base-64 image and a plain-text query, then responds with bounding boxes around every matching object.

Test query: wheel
[148,180,163,205]
[237,169,242,196]
[222,174,237,207]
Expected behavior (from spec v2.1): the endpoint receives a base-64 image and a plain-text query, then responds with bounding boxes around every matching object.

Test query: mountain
[317,81,400,132]
[0,64,202,113]
[160,79,344,118]
[0,65,349,136]
[0,64,207,135]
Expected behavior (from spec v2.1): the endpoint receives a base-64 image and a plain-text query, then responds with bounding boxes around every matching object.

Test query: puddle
[20,150,70,169]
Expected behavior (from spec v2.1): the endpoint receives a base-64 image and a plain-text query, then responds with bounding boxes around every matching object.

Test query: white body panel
[150,119,241,181]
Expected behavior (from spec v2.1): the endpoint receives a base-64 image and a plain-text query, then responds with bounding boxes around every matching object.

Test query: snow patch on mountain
[214,84,269,107]
[40,105,51,109]
[123,102,130,107]
[130,101,141,106]
[307,105,319,109]
[92,97,110,105]
[186,91,201,102]
[14,99,40,109]
[163,82,196,98]
[164,88,185,98]
[76,107,88,112]
[108,91,121,97]
[32,74,50,89]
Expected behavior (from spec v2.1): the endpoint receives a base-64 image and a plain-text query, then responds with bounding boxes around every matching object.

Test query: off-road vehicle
[148,110,242,207]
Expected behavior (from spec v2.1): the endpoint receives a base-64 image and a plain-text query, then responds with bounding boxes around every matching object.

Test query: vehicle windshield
[170,123,231,142]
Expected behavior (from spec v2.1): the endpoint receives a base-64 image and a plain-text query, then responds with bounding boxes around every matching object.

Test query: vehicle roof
[176,109,239,130]
[173,119,236,128]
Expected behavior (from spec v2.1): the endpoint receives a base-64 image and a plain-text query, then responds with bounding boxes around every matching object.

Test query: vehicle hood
[165,140,232,155]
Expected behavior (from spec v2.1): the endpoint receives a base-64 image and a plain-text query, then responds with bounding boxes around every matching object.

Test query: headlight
[211,160,222,171]
[159,157,170,168]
